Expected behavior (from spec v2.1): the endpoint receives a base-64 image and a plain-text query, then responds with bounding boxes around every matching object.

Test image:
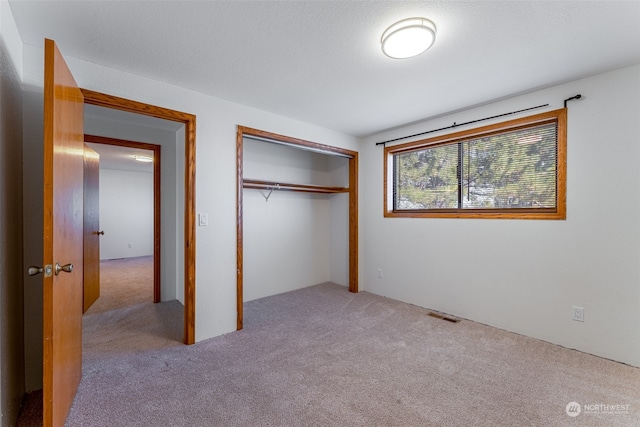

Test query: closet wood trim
[240,126,356,158]
[348,153,358,293]
[236,126,359,331]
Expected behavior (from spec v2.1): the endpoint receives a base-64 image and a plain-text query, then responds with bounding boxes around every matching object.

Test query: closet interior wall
[242,137,350,302]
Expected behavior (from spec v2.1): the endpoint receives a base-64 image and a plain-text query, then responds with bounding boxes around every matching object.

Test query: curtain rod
[374,96,582,147]
[375,104,548,146]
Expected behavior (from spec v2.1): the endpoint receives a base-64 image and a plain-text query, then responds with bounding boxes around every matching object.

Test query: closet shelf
[243,179,348,194]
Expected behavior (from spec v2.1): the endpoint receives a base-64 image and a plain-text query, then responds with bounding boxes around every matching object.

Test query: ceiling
[85,141,154,173]
[9,1,640,137]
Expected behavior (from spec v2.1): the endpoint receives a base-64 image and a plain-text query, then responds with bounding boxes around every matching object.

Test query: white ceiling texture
[9,1,640,137]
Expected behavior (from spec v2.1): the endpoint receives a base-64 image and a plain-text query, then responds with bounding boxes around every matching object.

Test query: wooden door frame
[81,89,196,345]
[84,134,162,303]
[236,126,358,330]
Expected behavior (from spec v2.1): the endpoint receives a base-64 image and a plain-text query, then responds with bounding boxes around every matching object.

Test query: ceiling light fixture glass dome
[381,17,436,59]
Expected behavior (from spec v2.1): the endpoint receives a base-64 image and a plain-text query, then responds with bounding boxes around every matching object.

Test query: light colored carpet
[84,256,155,315]
[62,283,639,426]
[82,256,183,363]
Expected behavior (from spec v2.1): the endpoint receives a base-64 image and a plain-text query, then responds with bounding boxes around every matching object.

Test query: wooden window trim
[384,108,567,220]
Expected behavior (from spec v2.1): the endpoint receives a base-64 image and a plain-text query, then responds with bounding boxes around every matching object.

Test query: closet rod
[243,179,348,194]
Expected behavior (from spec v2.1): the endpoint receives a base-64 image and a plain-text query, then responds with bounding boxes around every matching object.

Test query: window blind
[394,121,558,210]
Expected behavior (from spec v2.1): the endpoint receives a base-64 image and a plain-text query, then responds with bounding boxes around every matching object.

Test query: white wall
[20,41,359,389]
[99,169,153,260]
[243,190,331,301]
[359,64,640,367]
[0,1,24,423]
[328,156,350,286]
[242,139,350,301]
[0,0,20,79]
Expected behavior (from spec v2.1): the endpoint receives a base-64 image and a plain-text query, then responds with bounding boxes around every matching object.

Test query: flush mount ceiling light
[134,155,153,163]
[381,17,436,59]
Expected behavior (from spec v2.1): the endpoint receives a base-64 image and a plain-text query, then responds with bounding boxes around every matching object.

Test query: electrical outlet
[377,268,383,279]
[572,306,584,322]
[128,242,133,248]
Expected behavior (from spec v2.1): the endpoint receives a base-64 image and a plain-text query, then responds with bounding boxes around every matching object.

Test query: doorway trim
[81,89,196,344]
[236,126,358,331]
[84,134,162,303]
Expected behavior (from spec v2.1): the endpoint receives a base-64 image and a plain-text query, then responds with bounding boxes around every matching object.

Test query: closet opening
[236,126,358,330]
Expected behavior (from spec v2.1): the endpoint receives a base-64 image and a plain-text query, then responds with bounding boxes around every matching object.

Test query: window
[384,109,566,219]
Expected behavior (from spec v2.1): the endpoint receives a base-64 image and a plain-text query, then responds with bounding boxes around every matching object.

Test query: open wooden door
[43,38,84,427]
[83,144,100,312]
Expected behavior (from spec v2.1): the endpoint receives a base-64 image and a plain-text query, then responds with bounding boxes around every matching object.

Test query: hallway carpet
[82,256,184,363]
[85,256,155,315]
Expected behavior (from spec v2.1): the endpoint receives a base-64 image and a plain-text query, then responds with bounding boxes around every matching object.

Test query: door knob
[55,263,73,275]
[94,230,104,235]
[28,264,53,277]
